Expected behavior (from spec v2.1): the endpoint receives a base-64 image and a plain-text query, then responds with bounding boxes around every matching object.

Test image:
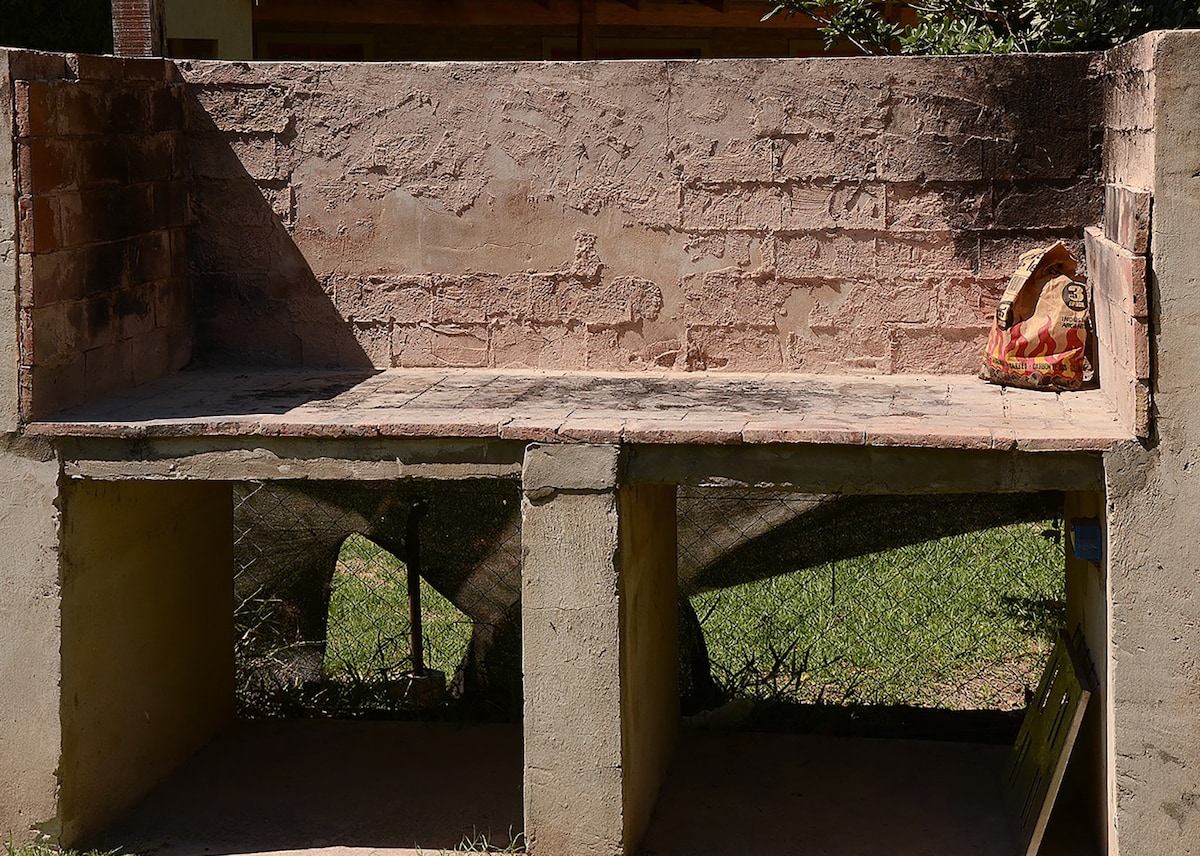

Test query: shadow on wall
[183,88,372,368]
[937,53,1101,263]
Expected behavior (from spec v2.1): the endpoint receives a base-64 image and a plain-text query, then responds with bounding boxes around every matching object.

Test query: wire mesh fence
[680,488,1065,715]
[233,479,522,719]
[233,479,1064,729]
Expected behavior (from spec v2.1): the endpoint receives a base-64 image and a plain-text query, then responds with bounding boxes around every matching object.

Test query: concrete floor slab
[97,720,524,856]
[643,730,1096,856]
[94,721,1096,856]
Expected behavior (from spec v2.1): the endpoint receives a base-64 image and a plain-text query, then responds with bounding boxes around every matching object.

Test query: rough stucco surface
[0,439,62,843]
[180,55,1101,374]
[1103,30,1200,856]
[522,444,625,856]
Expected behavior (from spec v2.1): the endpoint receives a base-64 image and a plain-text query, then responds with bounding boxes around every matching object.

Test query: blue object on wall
[1071,518,1103,562]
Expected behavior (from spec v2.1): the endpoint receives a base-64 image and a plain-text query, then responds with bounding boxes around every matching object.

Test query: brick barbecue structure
[0,28,1197,856]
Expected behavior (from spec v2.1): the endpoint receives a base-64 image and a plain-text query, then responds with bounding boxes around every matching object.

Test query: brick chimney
[111,0,166,57]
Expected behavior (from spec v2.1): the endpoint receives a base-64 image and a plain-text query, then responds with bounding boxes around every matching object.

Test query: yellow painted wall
[57,480,234,845]
[1065,490,1113,853]
[164,0,253,59]
[618,482,679,851]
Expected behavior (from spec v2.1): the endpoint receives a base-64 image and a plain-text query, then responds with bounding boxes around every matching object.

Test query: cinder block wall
[179,55,1102,373]
[11,52,191,420]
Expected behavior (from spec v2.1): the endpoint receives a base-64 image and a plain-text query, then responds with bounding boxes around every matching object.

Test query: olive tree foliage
[764,0,1200,54]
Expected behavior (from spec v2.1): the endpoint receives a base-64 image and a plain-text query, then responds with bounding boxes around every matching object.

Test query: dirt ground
[98,720,1096,856]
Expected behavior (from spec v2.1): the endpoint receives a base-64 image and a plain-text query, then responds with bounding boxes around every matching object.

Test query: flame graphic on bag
[981,242,1090,391]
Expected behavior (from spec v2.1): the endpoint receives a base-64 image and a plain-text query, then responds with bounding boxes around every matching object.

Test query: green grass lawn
[694,518,1064,709]
[248,517,1062,716]
[324,533,473,684]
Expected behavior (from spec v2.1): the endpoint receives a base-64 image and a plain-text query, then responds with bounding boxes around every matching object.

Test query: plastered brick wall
[181,54,1102,375]
[12,51,192,420]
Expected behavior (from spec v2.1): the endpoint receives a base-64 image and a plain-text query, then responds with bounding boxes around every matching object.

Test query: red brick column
[112,0,165,57]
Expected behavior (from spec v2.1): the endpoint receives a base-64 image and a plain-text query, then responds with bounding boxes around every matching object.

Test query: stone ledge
[25,366,1133,452]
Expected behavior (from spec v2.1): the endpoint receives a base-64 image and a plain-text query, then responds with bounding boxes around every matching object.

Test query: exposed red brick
[83,340,135,403]
[29,359,86,420]
[13,81,54,137]
[18,138,78,194]
[111,0,165,58]
[30,302,86,369]
[25,249,88,306]
[7,51,69,82]
[18,195,58,254]
[55,84,107,136]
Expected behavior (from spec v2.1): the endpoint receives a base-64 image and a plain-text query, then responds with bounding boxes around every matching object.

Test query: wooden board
[1004,631,1092,856]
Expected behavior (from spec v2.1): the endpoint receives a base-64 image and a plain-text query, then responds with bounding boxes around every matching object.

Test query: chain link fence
[680,488,1065,722]
[233,480,1064,731]
[234,479,522,719]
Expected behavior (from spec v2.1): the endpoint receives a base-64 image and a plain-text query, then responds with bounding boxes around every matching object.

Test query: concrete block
[493,321,587,370]
[523,442,621,495]
[1102,30,1200,855]
[13,80,54,138]
[433,273,525,325]
[1102,128,1155,190]
[783,183,884,231]
[18,138,79,194]
[26,359,86,421]
[55,84,107,137]
[6,50,69,83]
[775,232,879,281]
[1103,183,1151,254]
[681,184,783,232]
[680,270,783,327]
[616,483,678,849]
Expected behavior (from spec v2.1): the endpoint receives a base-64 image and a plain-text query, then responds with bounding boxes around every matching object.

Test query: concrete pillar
[1103,31,1200,856]
[0,439,64,843]
[521,444,678,856]
[56,479,234,846]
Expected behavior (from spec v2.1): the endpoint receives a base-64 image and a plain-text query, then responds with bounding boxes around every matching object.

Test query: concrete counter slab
[26,367,1132,453]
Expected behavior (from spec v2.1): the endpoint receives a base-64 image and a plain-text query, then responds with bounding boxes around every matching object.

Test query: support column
[0,440,64,843]
[522,444,678,856]
[1103,30,1200,856]
[56,479,234,846]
